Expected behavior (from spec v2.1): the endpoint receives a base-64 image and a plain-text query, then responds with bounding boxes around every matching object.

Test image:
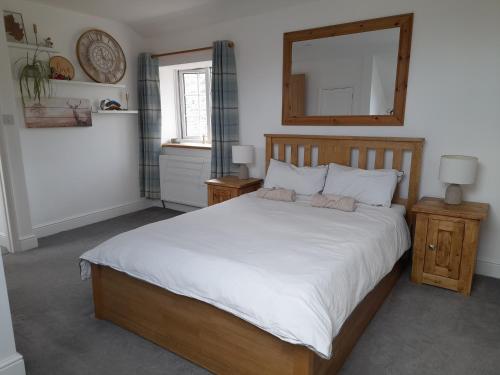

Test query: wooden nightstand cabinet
[205,176,262,206]
[411,197,488,296]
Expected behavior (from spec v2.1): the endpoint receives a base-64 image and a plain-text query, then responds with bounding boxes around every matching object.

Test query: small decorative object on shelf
[32,23,38,44]
[44,37,53,48]
[49,56,74,80]
[100,98,122,111]
[16,47,51,105]
[3,10,27,43]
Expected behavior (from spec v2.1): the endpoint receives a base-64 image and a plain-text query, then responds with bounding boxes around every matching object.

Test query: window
[177,67,211,141]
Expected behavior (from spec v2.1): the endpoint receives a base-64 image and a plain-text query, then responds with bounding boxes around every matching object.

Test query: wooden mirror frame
[282,13,413,126]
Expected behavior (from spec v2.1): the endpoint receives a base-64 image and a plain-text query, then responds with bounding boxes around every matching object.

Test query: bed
[81,134,424,375]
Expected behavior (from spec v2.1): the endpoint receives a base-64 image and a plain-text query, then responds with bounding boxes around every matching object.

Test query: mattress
[80,193,410,358]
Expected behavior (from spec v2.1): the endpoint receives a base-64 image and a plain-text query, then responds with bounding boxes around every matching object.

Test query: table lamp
[232,145,254,179]
[439,155,478,205]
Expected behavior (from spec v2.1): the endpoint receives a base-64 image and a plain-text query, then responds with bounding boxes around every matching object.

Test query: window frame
[176,67,212,142]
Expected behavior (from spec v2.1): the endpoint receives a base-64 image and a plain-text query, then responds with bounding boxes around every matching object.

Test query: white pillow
[264,159,328,195]
[323,163,400,207]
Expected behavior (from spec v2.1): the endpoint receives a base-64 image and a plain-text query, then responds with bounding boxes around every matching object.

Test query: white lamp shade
[439,155,478,185]
[232,145,254,164]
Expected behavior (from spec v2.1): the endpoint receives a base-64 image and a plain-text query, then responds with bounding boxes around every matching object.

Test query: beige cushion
[256,187,296,202]
[311,194,356,212]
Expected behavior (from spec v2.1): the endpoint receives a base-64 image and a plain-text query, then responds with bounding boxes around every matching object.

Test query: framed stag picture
[24,97,92,128]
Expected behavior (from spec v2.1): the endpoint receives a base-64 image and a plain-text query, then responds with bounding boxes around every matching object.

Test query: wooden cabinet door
[209,187,236,206]
[423,219,464,280]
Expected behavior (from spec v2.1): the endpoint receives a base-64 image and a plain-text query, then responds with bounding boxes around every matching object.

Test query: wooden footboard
[90,254,406,375]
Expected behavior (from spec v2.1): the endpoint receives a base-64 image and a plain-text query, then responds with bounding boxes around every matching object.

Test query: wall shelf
[95,110,138,114]
[7,42,60,54]
[50,79,126,89]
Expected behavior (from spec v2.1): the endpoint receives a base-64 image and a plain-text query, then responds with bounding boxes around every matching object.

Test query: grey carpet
[3,207,500,375]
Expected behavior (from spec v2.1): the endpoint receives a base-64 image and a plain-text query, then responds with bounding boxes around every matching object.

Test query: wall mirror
[282,14,413,125]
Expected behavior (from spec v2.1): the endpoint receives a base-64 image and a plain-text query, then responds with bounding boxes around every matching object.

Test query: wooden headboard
[265,134,425,215]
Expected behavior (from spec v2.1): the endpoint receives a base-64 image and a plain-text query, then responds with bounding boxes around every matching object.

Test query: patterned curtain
[211,41,239,178]
[138,53,161,199]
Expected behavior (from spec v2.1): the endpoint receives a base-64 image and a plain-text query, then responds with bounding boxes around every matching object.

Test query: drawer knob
[428,244,436,250]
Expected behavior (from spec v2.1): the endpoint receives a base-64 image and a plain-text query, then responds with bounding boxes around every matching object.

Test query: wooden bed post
[91,264,104,320]
[293,347,314,375]
[265,135,273,171]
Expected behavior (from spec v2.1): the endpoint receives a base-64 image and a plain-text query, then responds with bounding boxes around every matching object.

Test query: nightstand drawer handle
[428,244,436,250]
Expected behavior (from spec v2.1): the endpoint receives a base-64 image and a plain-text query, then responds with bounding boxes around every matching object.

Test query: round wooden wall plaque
[49,56,75,80]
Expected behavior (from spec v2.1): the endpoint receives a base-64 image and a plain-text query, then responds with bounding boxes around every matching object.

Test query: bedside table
[205,176,262,206]
[411,197,488,296]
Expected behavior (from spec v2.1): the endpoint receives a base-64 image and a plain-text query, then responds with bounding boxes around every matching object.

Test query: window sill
[162,142,212,150]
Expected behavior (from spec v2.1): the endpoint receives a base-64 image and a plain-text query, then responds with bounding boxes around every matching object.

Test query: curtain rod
[151,41,234,59]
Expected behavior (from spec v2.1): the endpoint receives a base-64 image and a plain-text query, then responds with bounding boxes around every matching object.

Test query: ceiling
[28,0,316,37]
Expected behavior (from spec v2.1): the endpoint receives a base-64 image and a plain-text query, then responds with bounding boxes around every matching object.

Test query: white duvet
[80,193,410,358]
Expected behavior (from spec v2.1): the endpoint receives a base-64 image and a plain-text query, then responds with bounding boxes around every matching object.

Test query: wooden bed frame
[91,134,424,374]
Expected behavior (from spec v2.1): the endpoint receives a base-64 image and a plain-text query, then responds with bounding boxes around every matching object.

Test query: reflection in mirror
[291,28,400,116]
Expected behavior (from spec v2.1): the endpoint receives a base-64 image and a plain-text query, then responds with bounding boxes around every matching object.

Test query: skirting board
[476,258,500,279]
[153,200,201,213]
[33,199,155,238]
[19,235,37,252]
[1,232,38,253]
[0,233,8,248]
[0,353,25,375]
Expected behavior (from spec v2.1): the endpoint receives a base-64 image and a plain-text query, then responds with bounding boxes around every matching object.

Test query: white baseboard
[476,258,500,279]
[19,234,37,251]
[33,199,156,238]
[0,233,8,248]
[0,232,38,253]
[0,353,25,375]
[153,200,202,213]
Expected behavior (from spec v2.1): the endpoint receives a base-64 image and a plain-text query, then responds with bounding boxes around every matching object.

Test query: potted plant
[16,48,51,106]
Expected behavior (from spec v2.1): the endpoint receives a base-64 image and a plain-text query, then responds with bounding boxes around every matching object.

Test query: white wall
[146,0,500,277]
[0,10,37,251]
[0,255,25,375]
[0,190,7,249]
[1,0,150,239]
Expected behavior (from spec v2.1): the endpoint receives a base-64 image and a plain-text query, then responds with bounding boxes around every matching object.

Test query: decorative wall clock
[76,29,126,84]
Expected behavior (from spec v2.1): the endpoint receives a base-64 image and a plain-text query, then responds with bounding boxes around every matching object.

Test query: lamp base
[444,183,462,205]
[238,165,249,180]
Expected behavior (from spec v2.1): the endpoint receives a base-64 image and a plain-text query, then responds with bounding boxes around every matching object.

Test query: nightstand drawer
[209,186,237,205]
[206,177,263,206]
